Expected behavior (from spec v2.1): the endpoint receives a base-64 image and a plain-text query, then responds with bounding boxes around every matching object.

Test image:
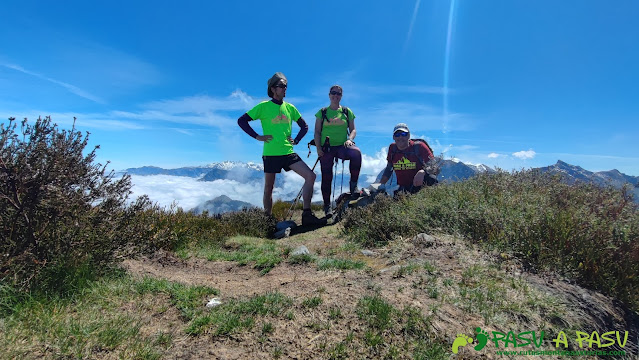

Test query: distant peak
[555,160,584,170]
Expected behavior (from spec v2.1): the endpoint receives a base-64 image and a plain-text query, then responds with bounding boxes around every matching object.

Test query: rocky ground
[123,224,639,359]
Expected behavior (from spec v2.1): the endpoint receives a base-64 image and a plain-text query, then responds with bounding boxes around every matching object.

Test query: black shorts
[262,153,302,173]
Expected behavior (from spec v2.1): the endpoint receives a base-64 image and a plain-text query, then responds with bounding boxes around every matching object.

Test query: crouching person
[377,123,438,195]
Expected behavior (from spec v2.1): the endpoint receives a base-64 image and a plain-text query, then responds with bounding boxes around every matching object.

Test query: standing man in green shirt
[237,72,325,226]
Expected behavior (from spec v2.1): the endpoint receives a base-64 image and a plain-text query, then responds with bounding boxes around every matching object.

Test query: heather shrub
[271,200,323,221]
[0,117,136,290]
[341,195,418,247]
[221,207,277,238]
[343,170,639,310]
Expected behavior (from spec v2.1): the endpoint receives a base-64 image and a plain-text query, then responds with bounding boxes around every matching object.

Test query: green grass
[393,263,421,278]
[301,296,323,308]
[135,277,218,321]
[342,170,639,311]
[319,294,448,359]
[186,292,293,336]
[357,295,395,332]
[287,253,315,265]
[184,236,291,275]
[0,273,218,359]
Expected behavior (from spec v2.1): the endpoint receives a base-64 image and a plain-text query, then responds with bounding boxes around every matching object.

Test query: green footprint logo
[451,333,474,354]
[474,327,490,351]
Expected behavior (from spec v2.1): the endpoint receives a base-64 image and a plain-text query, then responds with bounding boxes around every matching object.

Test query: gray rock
[360,250,377,257]
[291,245,310,256]
[412,233,436,247]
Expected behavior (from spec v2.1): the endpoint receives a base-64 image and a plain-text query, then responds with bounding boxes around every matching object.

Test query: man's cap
[393,123,410,134]
[267,72,287,97]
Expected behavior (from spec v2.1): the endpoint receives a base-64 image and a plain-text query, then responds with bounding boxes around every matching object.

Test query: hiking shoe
[349,181,358,197]
[323,204,333,218]
[302,210,327,226]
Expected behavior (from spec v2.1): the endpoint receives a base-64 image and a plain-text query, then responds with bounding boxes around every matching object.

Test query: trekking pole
[340,160,345,196]
[332,158,338,205]
[285,137,330,221]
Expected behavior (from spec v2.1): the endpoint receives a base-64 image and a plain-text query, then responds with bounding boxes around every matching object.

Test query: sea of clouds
[124,147,390,211]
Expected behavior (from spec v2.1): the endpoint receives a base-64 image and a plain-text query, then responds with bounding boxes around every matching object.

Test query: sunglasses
[329,91,342,96]
[275,84,287,89]
[394,131,409,137]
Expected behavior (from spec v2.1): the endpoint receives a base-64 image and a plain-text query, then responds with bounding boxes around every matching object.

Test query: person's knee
[264,180,275,193]
[352,147,362,160]
[306,171,316,183]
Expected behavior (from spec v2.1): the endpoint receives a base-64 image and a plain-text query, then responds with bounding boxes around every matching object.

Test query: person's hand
[256,135,273,143]
[317,148,324,157]
[344,139,355,147]
[287,136,298,145]
[413,170,426,187]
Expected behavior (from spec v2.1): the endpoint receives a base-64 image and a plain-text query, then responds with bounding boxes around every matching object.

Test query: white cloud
[488,152,500,158]
[4,90,255,132]
[126,147,394,211]
[512,149,536,160]
[404,0,422,53]
[142,92,252,114]
[126,173,327,211]
[361,147,388,175]
[1,63,105,103]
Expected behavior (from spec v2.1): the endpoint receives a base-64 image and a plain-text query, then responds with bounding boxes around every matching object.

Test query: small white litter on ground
[206,297,222,308]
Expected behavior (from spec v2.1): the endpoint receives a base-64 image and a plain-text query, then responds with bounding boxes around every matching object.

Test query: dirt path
[123,229,639,359]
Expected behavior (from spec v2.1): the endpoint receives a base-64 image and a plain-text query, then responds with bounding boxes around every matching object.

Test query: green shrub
[0,117,140,291]
[343,170,639,310]
[221,208,276,238]
[271,200,323,221]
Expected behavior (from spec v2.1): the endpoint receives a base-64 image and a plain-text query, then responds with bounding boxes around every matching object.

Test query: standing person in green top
[237,72,325,226]
[314,85,362,216]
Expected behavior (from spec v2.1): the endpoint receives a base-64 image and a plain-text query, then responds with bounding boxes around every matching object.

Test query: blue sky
[2,0,639,176]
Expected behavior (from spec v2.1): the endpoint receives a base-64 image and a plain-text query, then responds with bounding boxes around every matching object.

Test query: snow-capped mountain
[374,159,495,186]
[205,161,263,172]
[538,160,639,188]
[119,161,263,178]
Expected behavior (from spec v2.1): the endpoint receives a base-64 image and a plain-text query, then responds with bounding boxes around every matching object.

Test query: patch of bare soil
[123,229,639,359]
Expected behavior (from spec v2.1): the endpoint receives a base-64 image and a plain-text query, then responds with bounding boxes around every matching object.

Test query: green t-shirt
[247,101,302,156]
[314,106,356,147]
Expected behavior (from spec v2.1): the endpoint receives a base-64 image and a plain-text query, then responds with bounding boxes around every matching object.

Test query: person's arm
[380,162,393,185]
[380,144,395,184]
[314,116,324,156]
[345,118,356,147]
[291,117,308,145]
[238,113,271,142]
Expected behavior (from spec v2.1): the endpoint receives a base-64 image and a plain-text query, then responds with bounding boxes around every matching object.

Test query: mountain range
[120,159,639,213]
[538,160,639,188]
[189,195,255,215]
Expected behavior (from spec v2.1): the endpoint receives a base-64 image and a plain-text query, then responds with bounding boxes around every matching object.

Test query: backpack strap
[412,143,425,169]
[342,106,350,127]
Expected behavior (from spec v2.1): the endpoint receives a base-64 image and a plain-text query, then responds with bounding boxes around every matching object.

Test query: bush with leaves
[343,170,639,310]
[0,117,140,290]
